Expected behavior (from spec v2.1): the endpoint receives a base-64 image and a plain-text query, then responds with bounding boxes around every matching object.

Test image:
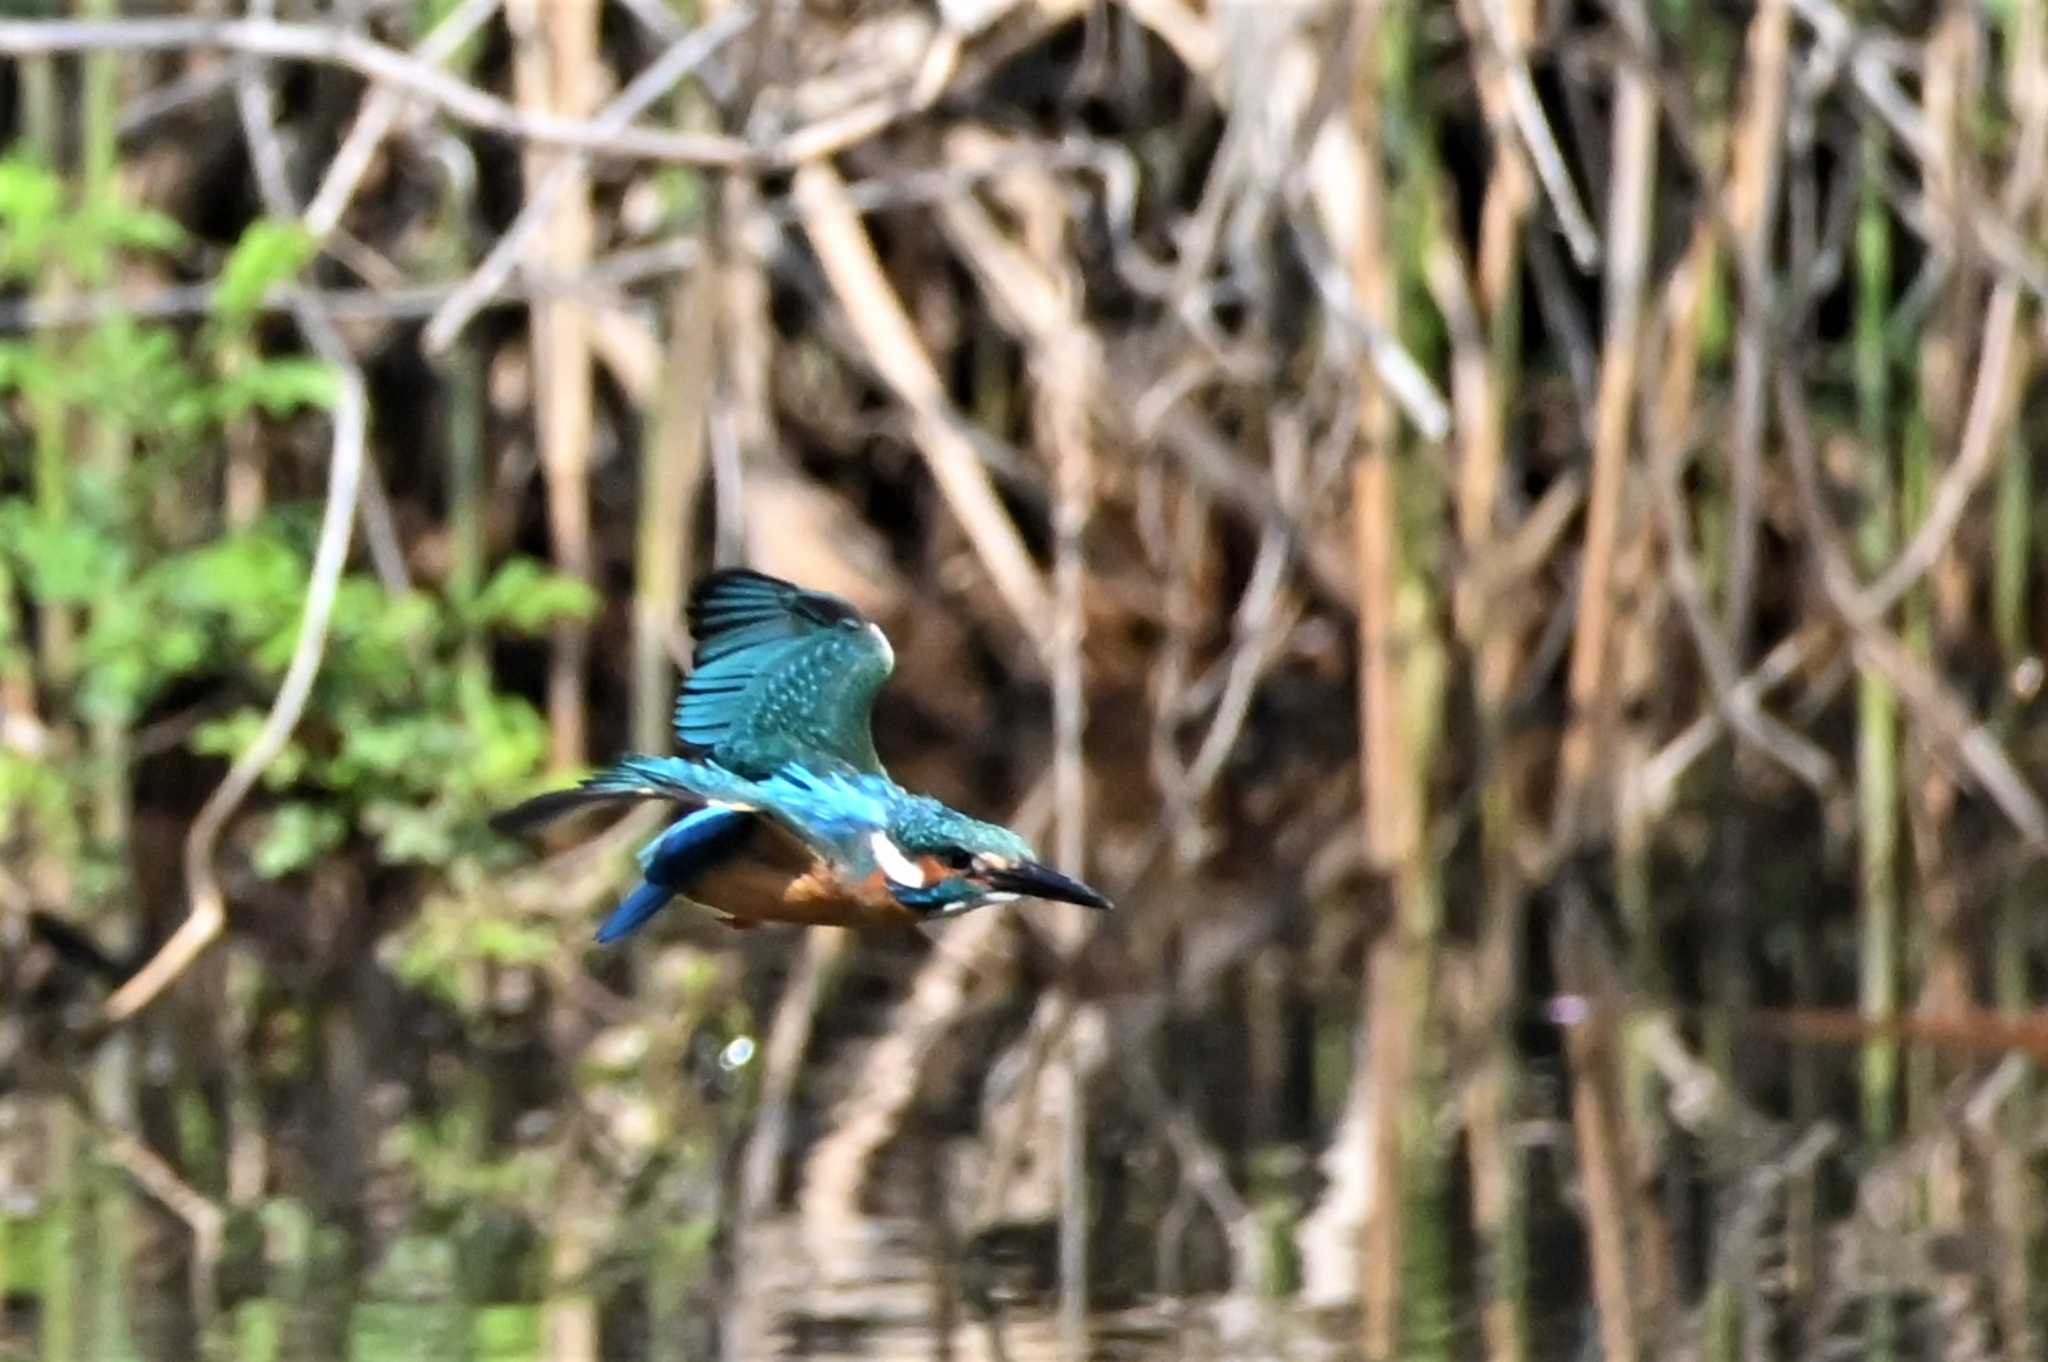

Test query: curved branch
[101,326,367,1023]
[101,0,383,1025]
[0,15,754,167]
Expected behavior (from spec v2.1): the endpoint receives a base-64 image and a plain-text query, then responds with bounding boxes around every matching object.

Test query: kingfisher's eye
[939,848,976,872]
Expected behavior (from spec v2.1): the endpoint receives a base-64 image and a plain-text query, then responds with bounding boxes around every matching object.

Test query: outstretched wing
[675,569,895,776]
[487,754,761,835]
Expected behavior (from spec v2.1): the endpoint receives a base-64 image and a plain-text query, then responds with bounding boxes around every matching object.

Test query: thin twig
[1477,0,1601,267]
[302,0,504,240]
[0,15,755,166]
[0,238,702,331]
[793,159,1054,645]
[1775,371,2048,849]
[421,7,752,353]
[102,30,373,1024]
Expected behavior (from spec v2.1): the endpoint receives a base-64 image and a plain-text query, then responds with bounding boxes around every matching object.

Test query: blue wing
[488,754,762,836]
[676,569,895,776]
[594,805,754,943]
[490,753,919,942]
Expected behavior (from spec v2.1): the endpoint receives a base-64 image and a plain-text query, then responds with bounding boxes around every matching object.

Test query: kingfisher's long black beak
[991,860,1113,910]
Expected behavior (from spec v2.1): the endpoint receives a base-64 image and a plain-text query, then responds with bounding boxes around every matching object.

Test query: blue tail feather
[593,805,754,944]
[595,880,676,944]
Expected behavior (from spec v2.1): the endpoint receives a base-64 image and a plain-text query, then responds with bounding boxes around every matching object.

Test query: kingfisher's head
[864,801,1113,918]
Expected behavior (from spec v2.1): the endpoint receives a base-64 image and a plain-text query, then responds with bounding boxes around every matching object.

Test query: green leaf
[0,341,32,389]
[191,711,309,789]
[252,802,348,879]
[73,319,209,431]
[461,687,550,791]
[214,218,316,324]
[469,559,599,634]
[0,158,63,274]
[371,808,454,866]
[470,918,555,967]
[1,509,130,604]
[95,202,187,256]
[217,356,339,419]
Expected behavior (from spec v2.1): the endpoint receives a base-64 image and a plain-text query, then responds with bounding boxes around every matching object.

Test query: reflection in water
[0,1132,1356,1362]
[727,1218,1350,1362]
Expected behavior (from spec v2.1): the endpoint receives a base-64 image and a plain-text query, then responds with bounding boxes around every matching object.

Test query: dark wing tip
[686,568,869,642]
[489,787,634,836]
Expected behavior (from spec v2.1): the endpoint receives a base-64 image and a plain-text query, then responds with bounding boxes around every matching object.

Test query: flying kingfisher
[492,568,1112,940]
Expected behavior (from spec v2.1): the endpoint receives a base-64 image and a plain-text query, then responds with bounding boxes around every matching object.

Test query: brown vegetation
[4,1,2048,1359]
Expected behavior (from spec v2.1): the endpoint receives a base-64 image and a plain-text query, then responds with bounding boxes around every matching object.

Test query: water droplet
[720,1035,756,1071]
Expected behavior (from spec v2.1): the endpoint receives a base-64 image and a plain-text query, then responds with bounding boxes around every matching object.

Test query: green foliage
[468,557,602,634]
[0,171,591,940]
[384,1109,559,1208]
[212,218,316,325]
[216,355,342,420]
[0,157,183,279]
[387,885,560,1016]
[0,504,131,605]
[0,750,77,861]
[175,545,586,875]
[251,802,350,880]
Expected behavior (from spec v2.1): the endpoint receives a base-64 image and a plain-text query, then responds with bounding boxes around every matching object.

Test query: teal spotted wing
[676,569,895,777]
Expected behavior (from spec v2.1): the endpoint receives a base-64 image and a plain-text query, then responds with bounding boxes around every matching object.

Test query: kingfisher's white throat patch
[869,831,925,888]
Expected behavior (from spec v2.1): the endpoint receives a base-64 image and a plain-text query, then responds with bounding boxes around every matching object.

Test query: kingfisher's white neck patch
[867,622,895,670]
[870,831,925,888]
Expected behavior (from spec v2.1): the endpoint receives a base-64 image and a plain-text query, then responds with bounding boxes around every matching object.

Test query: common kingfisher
[492,569,1112,940]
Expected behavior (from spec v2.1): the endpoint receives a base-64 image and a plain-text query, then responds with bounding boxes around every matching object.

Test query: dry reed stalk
[1550,4,1656,842]
[1720,0,1789,648]
[1544,5,1659,1359]
[508,0,599,771]
[634,266,715,751]
[1606,406,1676,1341]
[1425,8,1531,1333]
[1360,934,1411,1357]
[506,3,602,1353]
[727,927,850,1356]
[949,143,1107,1345]
[1041,227,1098,1362]
[1706,39,1793,1336]
[1907,5,1974,1232]
[542,1152,600,1362]
[1988,9,2048,1354]
[1338,5,1418,1352]
[1554,897,1641,1362]
[791,160,1053,644]
[716,173,775,566]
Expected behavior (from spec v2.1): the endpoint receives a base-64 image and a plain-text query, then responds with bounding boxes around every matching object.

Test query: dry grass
[6,1,2048,1357]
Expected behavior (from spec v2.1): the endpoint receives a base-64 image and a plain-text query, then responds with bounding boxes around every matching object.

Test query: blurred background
[3,0,2048,1359]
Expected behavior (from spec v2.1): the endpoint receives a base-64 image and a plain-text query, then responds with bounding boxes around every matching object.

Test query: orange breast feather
[681,822,920,930]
